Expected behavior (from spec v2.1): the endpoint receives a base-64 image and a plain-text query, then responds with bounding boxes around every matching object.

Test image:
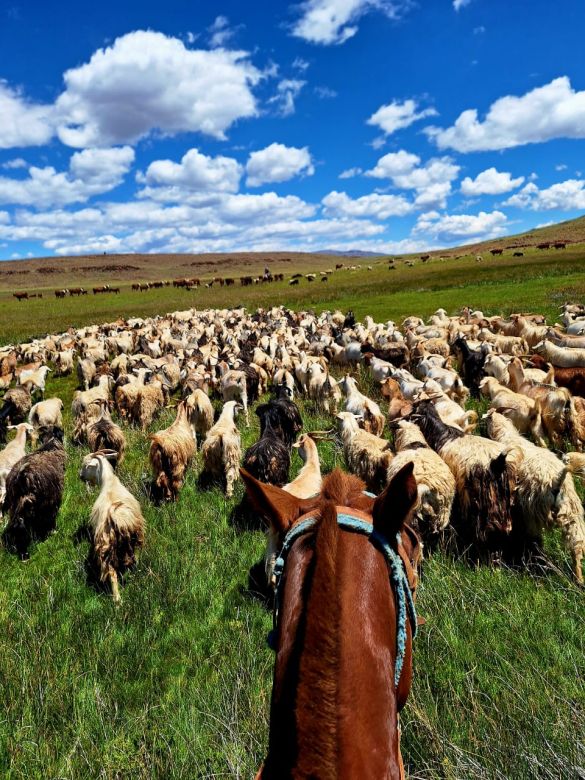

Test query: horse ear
[240,468,310,533]
[373,461,417,539]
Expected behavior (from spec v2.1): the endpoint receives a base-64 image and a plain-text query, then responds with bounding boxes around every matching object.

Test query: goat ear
[373,461,417,540]
[240,468,310,533]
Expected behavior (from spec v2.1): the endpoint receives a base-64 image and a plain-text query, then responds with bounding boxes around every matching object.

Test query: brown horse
[242,463,422,780]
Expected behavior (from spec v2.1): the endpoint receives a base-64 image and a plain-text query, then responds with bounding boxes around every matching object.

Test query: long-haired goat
[339,375,385,436]
[3,427,66,558]
[201,401,242,498]
[149,401,196,501]
[86,403,127,463]
[486,410,584,583]
[79,450,145,602]
[0,422,34,515]
[184,388,214,438]
[336,411,392,493]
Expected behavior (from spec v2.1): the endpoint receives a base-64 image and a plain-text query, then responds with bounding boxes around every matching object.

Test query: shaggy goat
[0,385,33,443]
[486,410,584,583]
[0,422,34,516]
[200,400,242,498]
[243,420,290,487]
[411,399,516,558]
[184,388,214,438]
[387,420,455,539]
[149,401,196,501]
[3,428,66,558]
[28,398,64,436]
[79,450,145,602]
[86,403,127,463]
[336,411,392,493]
[257,387,303,448]
[339,375,385,436]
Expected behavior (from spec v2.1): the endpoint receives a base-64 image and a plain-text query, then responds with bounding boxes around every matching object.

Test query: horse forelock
[319,468,372,513]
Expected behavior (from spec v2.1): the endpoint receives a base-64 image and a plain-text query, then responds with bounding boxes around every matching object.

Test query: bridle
[267,506,418,688]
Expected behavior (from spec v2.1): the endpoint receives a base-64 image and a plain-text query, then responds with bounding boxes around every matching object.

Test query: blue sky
[1,0,585,259]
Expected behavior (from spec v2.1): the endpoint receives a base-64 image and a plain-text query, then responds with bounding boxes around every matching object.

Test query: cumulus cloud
[366,151,460,209]
[504,179,585,211]
[1,157,27,170]
[141,148,242,194]
[246,143,314,187]
[208,15,240,48]
[0,82,54,149]
[415,209,508,241]
[453,0,473,10]
[53,31,261,147]
[0,146,134,207]
[460,167,525,196]
[268,79,306,116]
[322,190,413,219]
[291,0,411,46]
[426,77,585,153]
[368,99,437,136]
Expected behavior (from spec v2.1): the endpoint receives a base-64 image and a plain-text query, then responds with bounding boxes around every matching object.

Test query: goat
[3,428,66,558]
[184,388,214,438]
[411,399,516,558]
[0,422,34,516]
[17,366,51,398]
[243,420,290,487]
[79,451,145,602]
[77,358,96,390]
[131,380,165,431]
[257,387,303,448]
[28,398,64,437]
[336,411,392,493]
[86,403,127,463]
[486,410,584,583]
[479,377,546,445]
[201,401,242,498]
[534,340,585,368]
[149,401,196,501]
[0,385,33,443]
[339,375,385,436]
[220,369,249,424]
[387,420,455,538]
[451,336,487,398]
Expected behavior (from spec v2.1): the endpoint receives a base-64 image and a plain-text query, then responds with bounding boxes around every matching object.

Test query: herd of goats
[0,301,584,604]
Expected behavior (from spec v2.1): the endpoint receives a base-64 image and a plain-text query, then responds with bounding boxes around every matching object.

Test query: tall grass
[0,369,583,779]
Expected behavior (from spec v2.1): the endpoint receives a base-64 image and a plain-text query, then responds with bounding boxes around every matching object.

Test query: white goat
[0,422,34,515]
[339,375,385,436]
[201,401,242,498]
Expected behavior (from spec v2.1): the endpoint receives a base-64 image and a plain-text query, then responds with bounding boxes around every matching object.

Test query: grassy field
[0,370,583,779]
[2,241,585,346]
[1,232,585,778]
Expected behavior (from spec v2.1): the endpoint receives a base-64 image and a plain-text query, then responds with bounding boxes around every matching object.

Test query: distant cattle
[54,289,67,299]
[13,292,29,302]
[225,278,235,286]
[513,252,524,257]
[420,254,431,261]
[240,276,253,286]
[553,241,567,249]
[69,287,87,296]
[490,249,504,256]
[537,242,551,250]
[289,278,299,286]
[335,263,343,270]
[93,285,110,295]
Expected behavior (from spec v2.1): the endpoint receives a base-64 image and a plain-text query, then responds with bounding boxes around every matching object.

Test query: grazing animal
[336,411,393,493]
[411,400,516,558]
[256,388,303,448]
[149,401,196,502]
[339,375,385,436]
[184,388,214,438]
[0,385,32,443]
[486,411,584,583]
[0,422,34,516]
[86,404,127,464]
[201,401,242,498]
[241,464,421,780]
[243,421,290,487]
[79,451,145,602]
[28,398,64,436]
[452,336,487,398]
[388,420,456,539]
[3,428,66,558]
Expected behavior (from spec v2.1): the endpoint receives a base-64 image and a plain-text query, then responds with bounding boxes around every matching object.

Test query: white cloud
[366,151,460,209]
[0,82,54,149]
[368,98,437,136]
[315,86,338,99]
[460,167,525,196]
[473,25,486,34]
[556,164,568,172]
[415,209,508,242]
[322,190,413,219]
[0,146,134,207]
[504,179,585,211]
[208,16,239,48]
[426,77,585,153]
[142,148,242,194]
[54,31,262,147]
[292,57,310,71]
[268,79,306,116]
[453,0,473,10]
[246,143,314,187]
[1,157,27,170]
[291,0,411,46]
[339,167,363,179]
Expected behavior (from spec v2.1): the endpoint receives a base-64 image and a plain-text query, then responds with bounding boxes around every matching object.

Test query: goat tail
[149,441,171,500]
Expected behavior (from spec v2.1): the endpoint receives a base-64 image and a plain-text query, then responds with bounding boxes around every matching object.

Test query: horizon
[1,0,585,260]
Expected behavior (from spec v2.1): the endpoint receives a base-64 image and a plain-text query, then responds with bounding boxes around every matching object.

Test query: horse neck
[266,505,403,779]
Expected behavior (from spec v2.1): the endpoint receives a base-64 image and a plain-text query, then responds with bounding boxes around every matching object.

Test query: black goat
[0,385,32,443]
[452,336,487,398]
[3,427,66,558]
[242,421,290,487]
[257,389,303,448]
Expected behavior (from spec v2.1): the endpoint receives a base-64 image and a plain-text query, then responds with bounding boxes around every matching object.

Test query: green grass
[0,369,583,779]
[2,244,585,346]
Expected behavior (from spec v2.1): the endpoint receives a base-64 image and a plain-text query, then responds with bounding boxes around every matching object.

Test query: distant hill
[313,249,381,257]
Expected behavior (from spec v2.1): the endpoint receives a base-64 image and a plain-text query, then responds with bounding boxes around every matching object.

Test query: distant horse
[242,463,422,780]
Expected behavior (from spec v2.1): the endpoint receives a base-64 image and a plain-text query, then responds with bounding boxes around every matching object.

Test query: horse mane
[319,468,372,512]
[296,499,339,779]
